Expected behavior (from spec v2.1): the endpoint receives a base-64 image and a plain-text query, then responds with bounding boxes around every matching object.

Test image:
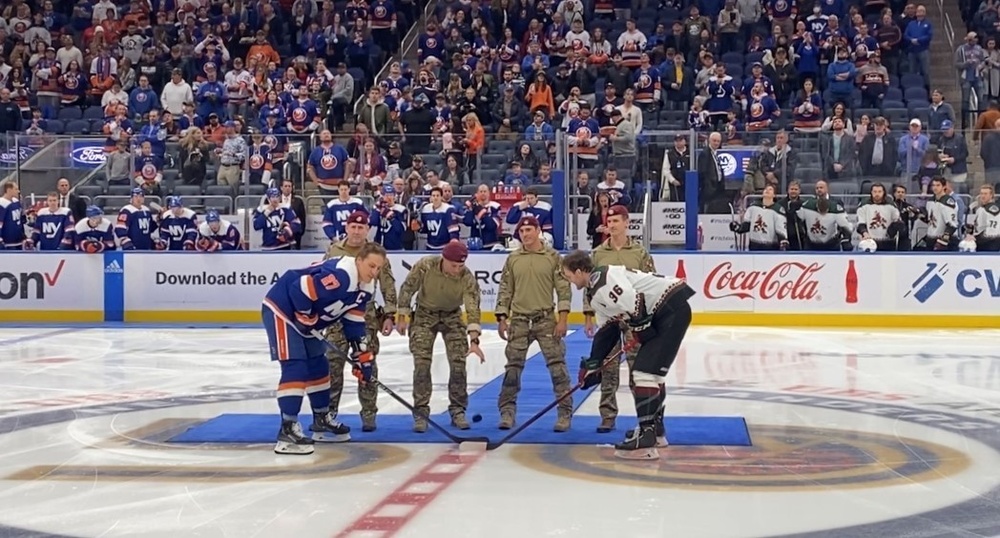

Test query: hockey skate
[613,425,659,460]
[310,412,351,443]
[655,410,668,448]
[275,420,315,455]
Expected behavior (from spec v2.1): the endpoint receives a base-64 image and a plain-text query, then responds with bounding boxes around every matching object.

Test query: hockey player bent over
[262,243,388,455]
[561,250,695,459]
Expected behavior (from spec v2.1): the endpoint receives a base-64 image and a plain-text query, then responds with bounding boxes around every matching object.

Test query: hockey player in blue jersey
[262,242,388,455]
[505,187,554,240]
[117,188,158,250]
[420,187,460,249]
[321,180,366,241]
[197,210,243,251]
[157,196,199,250]
[370,185,407,250]
[29,192,75,250]
[0,181,27,250]
[75,206,117,253]
[463,184,503,248]
[254,188,302,251]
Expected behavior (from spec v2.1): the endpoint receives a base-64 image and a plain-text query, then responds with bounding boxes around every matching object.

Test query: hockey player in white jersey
[854,183,903,251]
[561,250,695,459]
[796,192,854,250]
[730,185,788,250]
[968,184,1000,252]
[918,176,960,251]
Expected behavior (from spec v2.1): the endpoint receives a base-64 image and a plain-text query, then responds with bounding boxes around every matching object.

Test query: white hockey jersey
[924,194,959,239]
[973,202,1000,239]
[738,202,787,244]
[586,266,689,328]
[855,200,901,241]
[796,198,853,246]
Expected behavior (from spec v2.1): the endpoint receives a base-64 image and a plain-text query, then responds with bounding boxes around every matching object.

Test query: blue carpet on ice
[168,330,751,446]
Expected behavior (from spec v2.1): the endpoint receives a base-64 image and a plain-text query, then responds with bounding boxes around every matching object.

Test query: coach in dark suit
[57,178,87,222]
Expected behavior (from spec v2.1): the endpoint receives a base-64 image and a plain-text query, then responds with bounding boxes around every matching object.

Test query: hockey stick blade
[484,344,626,451]
[311,330,490,448]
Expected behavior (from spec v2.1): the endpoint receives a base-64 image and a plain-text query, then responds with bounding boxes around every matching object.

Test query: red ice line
[335,451,483,537]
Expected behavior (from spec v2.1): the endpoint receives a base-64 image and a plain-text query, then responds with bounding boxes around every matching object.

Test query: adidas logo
[104,260,123,274]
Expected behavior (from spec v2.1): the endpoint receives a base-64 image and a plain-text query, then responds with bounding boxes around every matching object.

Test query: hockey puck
[472,413,483,423]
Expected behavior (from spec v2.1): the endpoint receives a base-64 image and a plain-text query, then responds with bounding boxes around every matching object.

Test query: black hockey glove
[628,293,656,343]
[578,356,603,389]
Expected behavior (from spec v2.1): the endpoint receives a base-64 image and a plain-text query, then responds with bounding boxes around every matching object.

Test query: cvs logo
[956,269,1000,298]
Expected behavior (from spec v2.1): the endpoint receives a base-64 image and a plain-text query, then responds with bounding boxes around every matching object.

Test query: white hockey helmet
[959,238,977,252]
[857,238,877,252]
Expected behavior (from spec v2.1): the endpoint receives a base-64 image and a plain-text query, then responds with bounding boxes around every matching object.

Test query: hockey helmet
[857,238,877,252]
[466,236,483,251]
[959,238,977,252]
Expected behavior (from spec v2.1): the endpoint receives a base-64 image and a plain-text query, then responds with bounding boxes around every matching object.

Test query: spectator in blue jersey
[419,187,460,249]
[29,192,75,251]
[129,75,161,120]
[904,5,933,79]
[308,130,353,192]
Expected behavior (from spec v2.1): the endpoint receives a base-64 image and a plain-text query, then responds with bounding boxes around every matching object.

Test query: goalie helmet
[959,238,977,252]
[857,238,877,252]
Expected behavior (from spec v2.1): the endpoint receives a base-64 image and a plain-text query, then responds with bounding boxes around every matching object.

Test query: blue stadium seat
[58,108,82,121]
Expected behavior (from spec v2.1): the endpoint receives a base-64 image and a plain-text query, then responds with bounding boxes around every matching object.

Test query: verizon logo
[0,260,66,300]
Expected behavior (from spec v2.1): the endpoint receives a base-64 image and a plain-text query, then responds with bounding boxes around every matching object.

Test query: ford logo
[71,146,106,165]
[0,147,34,164]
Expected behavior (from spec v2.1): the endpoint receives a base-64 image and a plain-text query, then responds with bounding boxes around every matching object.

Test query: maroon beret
[517,215,541,230]
[442,241,469,262]
[346,210,369,225]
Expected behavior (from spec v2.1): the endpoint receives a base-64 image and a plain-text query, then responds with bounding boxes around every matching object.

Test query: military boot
[596,417,615,433]
[413,417,427,433]
[553,412,572,432]
[451,413,470,430]
[362,415,377,432]
[498,409,515,430]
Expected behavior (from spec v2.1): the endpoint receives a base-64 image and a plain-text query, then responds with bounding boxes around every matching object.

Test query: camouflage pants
[497,314,572,415]
[325,315,381,421]
[409,309,469,418]
[598,347,638,421]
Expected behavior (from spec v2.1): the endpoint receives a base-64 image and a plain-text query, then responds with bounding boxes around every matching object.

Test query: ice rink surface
[1,325,1000,538]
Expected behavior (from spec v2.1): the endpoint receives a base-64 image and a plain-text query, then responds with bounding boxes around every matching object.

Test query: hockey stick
[483,339,627,451]
[310,329,492,450]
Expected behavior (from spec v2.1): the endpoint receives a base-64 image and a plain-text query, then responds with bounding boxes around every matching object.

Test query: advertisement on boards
[669,254,877,313]
[68,141,107,168]
[0,254,103,310]
[900,257,1000,313]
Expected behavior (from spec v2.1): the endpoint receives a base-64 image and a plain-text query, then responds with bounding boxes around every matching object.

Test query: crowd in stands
[1,0,998,252]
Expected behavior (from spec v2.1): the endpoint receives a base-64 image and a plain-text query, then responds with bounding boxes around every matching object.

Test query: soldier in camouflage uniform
[397,242,485,432]
[582,205,659,433]
[323,210,398,432]
[495,215,574,432]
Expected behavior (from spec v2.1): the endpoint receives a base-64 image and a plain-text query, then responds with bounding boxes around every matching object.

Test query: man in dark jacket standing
[0,88,23,139]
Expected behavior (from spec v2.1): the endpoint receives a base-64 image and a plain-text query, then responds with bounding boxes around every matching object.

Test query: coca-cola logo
[704,261,823,300]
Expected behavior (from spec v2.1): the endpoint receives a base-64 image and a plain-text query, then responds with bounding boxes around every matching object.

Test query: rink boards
[0,251,998,327]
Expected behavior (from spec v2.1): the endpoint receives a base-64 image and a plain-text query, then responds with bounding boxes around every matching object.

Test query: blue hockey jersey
[463,200,502,247]
[198,220,242,251]
[253,205,302,250]
[32,207,74,250]
[75,218,116,251]
[159,208,199,250]
[506,200,554,238]
[322,196,367,240]
[116,204,157,250]
[370,203,407,250]
[420,202,460,249]
[0,197,27,249]
[262,256,376,340]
